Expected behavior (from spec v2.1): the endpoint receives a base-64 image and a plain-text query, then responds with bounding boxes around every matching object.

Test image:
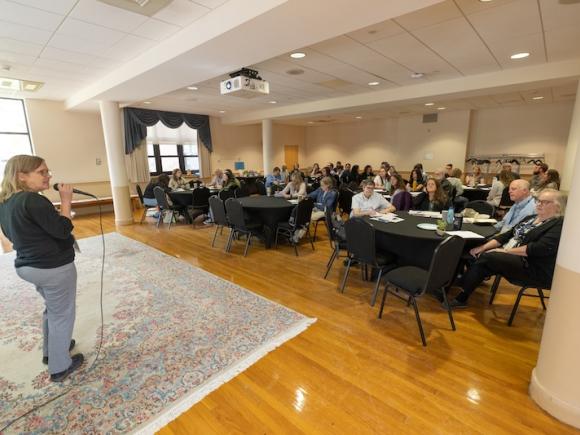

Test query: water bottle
[447,204,455,228]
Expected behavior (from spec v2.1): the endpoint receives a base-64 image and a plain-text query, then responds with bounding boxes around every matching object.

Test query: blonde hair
[0,155,45,203]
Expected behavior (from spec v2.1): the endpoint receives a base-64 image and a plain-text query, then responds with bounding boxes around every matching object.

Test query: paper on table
[446,230,484,239]
[288,199,299,204]
[463,218,497,224]
[371,213,404,223]
[408,210,442,218]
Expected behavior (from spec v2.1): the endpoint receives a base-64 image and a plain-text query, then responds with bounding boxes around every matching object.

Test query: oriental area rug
[0,233,315,434]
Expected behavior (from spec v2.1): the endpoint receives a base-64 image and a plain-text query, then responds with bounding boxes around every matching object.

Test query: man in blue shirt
[265,167,283,191]
[495,179,536,233]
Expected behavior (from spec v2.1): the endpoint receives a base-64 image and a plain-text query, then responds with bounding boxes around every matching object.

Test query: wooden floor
[71,211,578,435]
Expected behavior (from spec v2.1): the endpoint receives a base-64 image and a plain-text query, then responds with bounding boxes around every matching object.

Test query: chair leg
[508,286,527,326]
[140,208,147,224]
[488,275,502,305]
[340,257,352,293]
[306,227,315,251]
[225,228,235,253]
[293,237,299,256]
[410,296,427,346]
[156,210,163,228]
[211,225,220,247]
[441,287,456,331]
[370,268,383,307]
[324,247,338,279]
[313,220,319,241]
[168,211,174,230]
[537,288,548,310]
[243,233,252,257]
[378,284,389,319]
[274,228,280,250]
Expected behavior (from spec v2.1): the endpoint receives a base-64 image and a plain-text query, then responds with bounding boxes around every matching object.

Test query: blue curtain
[123,107,212,154]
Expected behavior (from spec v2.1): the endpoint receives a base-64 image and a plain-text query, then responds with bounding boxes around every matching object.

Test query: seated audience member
[346,164,360,185]
[208,169,227,188]
[465,165,485,187]
[408,168,424,192]
[328,162,336,175]
[339,163,353,184]
[501,162,520,180]
[374,167,390,190]
[448,189,565,308]
[534,169,560,194]
[413,163,428,183]
[222,170,240,191]
[446,168,464,196]
[310,163,322,179]
[280,165,290,183]
[265,167,283,189]
[335,163,344,177]
[351,179,395,217]
[168,168,187,190]
[433,168,453,198]
[276,172,307,199]
[321,166,333,179]
[445,163,453,178]
[495,179,536,233]
[487,170,514,207]
[143,174,170,206]
[291,163,305,179]
[308,176,337,221]
[361,165,374,182]
[389,173,407,196]
[530,162,548,190]
[413,177,449,212]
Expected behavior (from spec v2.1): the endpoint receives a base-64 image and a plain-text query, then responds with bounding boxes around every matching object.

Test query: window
[0,98,33,176]
[146,123,200,176]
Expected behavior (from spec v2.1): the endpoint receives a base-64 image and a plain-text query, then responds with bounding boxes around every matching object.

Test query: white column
[561,81,580,192]
[262,119,273,175]
[530,125,580,428]
[99,101,133,226]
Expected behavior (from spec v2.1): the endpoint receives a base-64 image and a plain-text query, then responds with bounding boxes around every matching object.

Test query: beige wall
[467,101,574,172]
[25,99,111,201]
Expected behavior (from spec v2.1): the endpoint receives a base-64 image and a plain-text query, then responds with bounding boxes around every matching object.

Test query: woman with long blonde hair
[0,155,84,382]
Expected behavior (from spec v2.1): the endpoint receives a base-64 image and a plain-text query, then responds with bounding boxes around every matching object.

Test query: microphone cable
[1,197,106,434]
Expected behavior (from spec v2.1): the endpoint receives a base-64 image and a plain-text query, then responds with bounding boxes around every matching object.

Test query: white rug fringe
[133,316,316,435]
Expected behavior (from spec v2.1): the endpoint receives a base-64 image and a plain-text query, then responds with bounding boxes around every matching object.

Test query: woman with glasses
[0,155,84,382]
[447,188,566,309]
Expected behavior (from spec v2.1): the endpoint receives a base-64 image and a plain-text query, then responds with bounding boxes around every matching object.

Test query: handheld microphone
[53,183,97,198]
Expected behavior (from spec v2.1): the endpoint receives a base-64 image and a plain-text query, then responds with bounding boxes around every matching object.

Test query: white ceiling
[0,0,579,121]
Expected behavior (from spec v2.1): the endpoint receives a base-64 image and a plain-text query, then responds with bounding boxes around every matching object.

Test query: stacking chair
[391,191,413,211]
[377,236,465,346]
[234,183,250,198]
[136,184,156,224]
[312,190,338,241]
[153,186,179,229]
[465,200,495,216]
[274,197,315,256]
[340,218,397,306]
[255,181,267,196]
[208,196,230,249]
[337,188,355,216]
[224,198,262,256]
[323,209,348,279]
[488,275,550,326]
[495,187,514,219]
[190,186,211,223]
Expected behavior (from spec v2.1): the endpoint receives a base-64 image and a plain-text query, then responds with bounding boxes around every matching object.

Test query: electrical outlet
[96,158,102,166]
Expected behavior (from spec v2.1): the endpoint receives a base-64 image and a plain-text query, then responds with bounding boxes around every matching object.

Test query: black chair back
[391,191,413,211]
[293,197,314,229]
[465,200,495,216]
[344,218,376,265]
[235,183,250,198]
[338,188,354,215]
[136,184,145,205]
[218,189,236,201]
[224,198,247,230]
[422,236,465,295]
[153,186,170,209]
[209,196,228,227]
[255,181,267,195]
[192,186,211,208]
[499,186,514,207]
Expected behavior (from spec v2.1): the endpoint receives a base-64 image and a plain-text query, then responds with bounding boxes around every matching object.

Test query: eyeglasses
[536,199,554,206]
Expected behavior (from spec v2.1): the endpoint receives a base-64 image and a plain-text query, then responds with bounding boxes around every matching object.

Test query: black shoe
[43,339,76,365]
[442,299,468,310]
[50,353,84,382]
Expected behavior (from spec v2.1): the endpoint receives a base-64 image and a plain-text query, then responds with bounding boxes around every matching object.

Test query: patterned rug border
[97,232,317,434]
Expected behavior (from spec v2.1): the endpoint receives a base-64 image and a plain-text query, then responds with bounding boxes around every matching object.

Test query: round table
[169,190,193,207]
[237,196,296,247]
[366,212,498,269]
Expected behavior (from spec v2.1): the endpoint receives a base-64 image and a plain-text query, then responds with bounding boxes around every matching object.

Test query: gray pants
[16,262,77,374]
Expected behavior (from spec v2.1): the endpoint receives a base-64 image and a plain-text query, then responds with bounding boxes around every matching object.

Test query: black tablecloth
[366,212,498,269]
[169,190,193,207]
[237,196,295,247]
[462,188,490,202]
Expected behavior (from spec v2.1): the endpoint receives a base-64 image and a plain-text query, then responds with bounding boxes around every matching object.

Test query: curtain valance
[123,107,212,154]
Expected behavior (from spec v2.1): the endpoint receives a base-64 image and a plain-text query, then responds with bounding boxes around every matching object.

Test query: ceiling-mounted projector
[220,68,269,98]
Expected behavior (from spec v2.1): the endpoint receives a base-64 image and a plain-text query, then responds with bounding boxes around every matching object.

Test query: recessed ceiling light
[437,107,446,110]
[425,102,435,106]
[368,81,380,86]
[355,116,362,119]
[219,110,226,114]
[0,77,44,92]
[268,100,277,104]
[510,52,530,60]
[187,86,198,90]
[290,52,306,59]
[479,0,493,3]
[307,121,314,124]
[532,96,544,100]
[411,72,424,79]
[143,101,152,104]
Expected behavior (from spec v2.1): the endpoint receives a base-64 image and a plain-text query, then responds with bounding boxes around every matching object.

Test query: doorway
[284,145,299,168]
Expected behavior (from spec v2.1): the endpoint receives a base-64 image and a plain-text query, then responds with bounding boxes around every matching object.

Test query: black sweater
[0,191,75,268]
